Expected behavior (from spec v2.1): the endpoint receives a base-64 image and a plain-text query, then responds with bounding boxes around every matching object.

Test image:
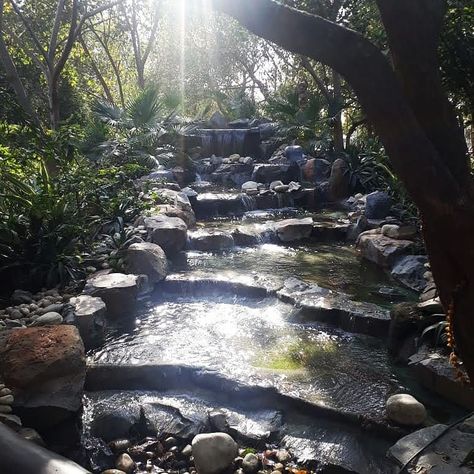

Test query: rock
[274,218,313,242]
[382,224,417,240]
[252,164,291,184]
[0,326,86,427]
[274,185,290,193]
[284,145,304,163]
[302,158,331,183]
[192,432,238,474]
[83,273,139,319]
[0,413,22,428]
[391,256,429,292]
[30,312,63,326]
[38,303,64,315]
[386,394,427,426]
[209,410,229,432]
[109,439,132,454]
[68,295,106,342]
[0,394,14,405]
[153,204,196,228]
[231,227,262,247]
[182,444,193,457]
[147,170,176,182]
[365,191,391,219]
[125,242,168,283]
[242,453,259,473]
[8,309,22,320]
[269,180,284,191]
[357,231,414,268]
[189,231,234,252]
[276,450,290,463]
[328,159,351,200]
[242,181,259,195]
[102,471,127,474]
[11,290,33,305]
[116,453,135,473]
[0,404,12,413]
[142,215,188,255]
[418,298,443,314]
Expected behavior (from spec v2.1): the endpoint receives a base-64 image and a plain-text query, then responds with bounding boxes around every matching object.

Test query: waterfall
[198,128,261,157]
[240,194,256,211]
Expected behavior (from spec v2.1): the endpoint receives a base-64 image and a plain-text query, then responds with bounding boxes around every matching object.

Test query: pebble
[30,312,63,326]
[276,450,290,463]
[0,413,22,428]
[0,395,14,405]
[9,309,22,320]
[242,453,260,473]
[0,388,11,397]
[0,405,12,414]
[165,436,178,447]
[109,439,132,453]
[116,453,135,473]
[182,444,192,457]
[274,464,284,472]
[101,471,126,474]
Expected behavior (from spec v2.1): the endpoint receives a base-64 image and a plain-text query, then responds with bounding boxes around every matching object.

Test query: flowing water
[90,294,403,419]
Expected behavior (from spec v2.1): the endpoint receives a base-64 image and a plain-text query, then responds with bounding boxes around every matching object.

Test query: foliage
[84,86,195,170]
[417,318,449,349]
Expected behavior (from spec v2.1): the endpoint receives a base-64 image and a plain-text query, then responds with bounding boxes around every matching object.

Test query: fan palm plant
[84,87,192,170]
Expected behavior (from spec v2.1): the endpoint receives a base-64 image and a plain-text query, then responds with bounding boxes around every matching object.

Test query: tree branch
[48,0,66,63]
[210,0,463,211]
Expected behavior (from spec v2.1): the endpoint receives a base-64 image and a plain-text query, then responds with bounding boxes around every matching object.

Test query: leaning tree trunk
[211,0,474,383]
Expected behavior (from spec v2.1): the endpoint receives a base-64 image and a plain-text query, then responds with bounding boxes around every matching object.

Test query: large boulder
[231,226,264,247]
[189,231,235,252]
[192,432,238,474]
[357,230,414,268]
[328,158,351,200]
[83,273,139,318]
[274,218,313,242]
[365,191,392,219]
[302,158,331,183]
[386,394,427,426]
[142,215,188,255]
[125,242,168,284]
[391,255,429,292]
[284,145,304,163]
[152,204,196,228]
[252,164,291,184]
[0,326,86,427]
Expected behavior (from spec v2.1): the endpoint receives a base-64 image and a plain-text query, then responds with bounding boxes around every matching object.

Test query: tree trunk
[48,78,60,130]
[331,71,344,152]
[211,0,474,383]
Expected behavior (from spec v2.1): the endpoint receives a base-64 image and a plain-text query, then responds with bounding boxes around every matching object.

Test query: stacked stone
[0,381,21,430]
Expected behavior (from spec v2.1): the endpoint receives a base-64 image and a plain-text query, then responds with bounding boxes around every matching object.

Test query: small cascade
[240,193,256,212]
[199,128,261,157]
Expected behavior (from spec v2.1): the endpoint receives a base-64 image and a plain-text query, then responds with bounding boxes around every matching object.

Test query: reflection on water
[174,242,414,307]
[90,295,405,418]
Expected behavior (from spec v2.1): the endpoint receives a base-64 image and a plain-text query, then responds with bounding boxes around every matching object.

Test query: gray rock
[274,218,313,242]
[30,312,63,326]
[11,290,34,305]
[391,256,429,292]
[83,273,139,319]
[125,242,168,283]
[142,215,188,255]
[69,295,106,341]
[0,394,14,405]
[365,191,392,219]
[382,224,417,240]
[38,304,65,315]
[189,231,234,252]
[357,231,414,268]
[386,394,427,426]
[242,453,259,473]
[192,432,238,474]
[116,453,135,473]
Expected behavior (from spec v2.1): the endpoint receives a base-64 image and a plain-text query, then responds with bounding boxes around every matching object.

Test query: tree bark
[211,0,474,383]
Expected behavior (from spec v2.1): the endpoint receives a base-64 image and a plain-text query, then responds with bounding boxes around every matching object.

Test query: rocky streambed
[1,161,473,474]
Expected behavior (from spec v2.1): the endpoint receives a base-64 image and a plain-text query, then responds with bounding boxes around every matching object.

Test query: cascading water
[240,193,256,211]
[199,128,261,157]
